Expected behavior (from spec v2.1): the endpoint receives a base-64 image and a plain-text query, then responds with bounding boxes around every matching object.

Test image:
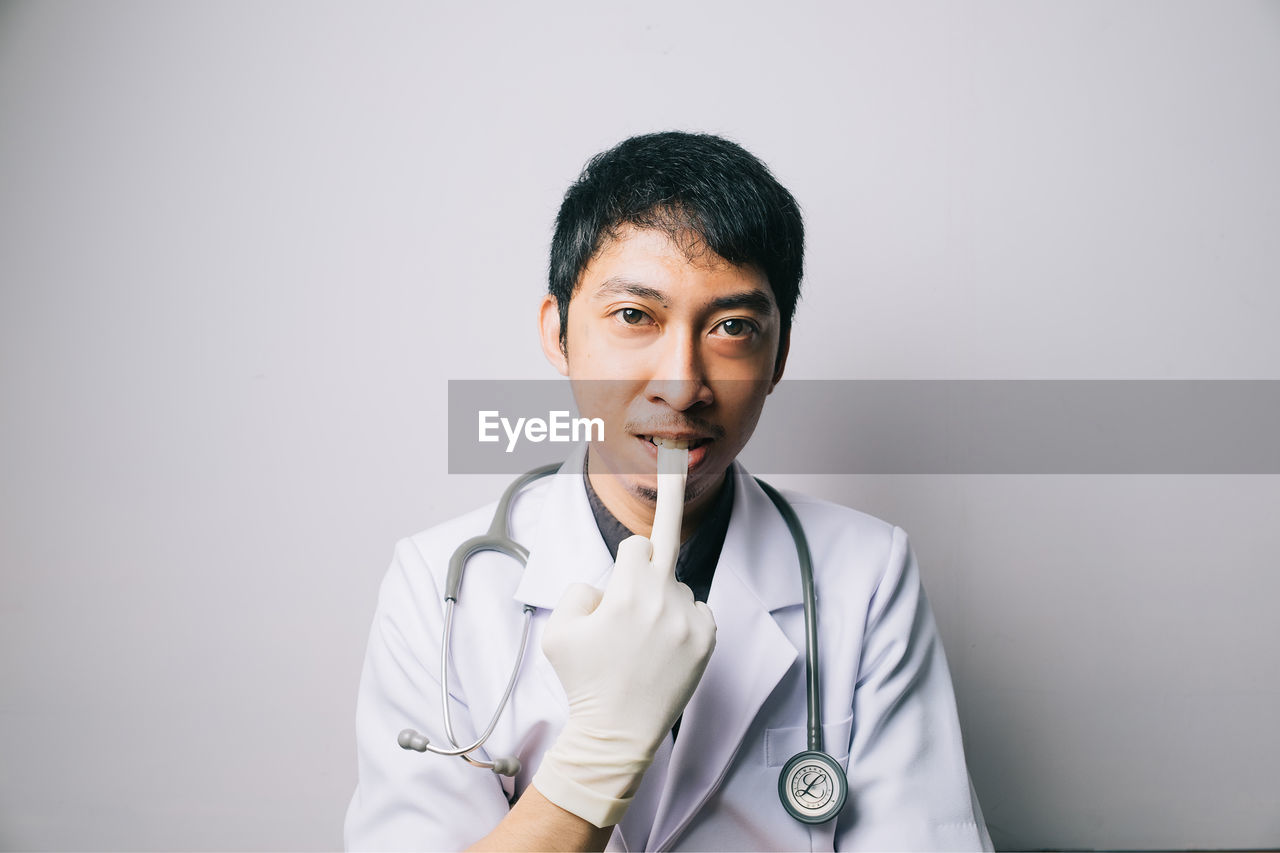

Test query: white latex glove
[533,447,717,828]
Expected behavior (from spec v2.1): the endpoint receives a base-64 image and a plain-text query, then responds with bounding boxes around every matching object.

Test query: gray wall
[2,1,1277,849]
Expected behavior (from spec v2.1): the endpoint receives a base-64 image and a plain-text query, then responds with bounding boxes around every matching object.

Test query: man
[345,132,992,850]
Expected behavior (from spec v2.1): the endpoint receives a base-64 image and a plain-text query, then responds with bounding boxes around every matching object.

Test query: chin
[632,482,660,504]
[629,463,727,506]
[685,470,722,503]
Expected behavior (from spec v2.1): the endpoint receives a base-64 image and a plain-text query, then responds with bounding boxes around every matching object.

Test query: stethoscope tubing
[423,463,559,767]
[753,478,823,754]
[429,601,535,765]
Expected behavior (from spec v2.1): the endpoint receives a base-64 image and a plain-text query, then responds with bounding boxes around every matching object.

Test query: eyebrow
[594,276,667,306]
[592,276,776,315]
[707,291,776,316]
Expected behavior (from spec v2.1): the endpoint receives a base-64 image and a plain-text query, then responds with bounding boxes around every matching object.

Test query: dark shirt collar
[582,456,735,604]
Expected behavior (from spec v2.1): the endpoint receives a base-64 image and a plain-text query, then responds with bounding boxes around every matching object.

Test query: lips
[638,434,713,450]
[635,433,713,470]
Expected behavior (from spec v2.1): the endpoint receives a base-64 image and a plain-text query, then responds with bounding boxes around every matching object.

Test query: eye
[613,307,653,326]
[716,318,759,338]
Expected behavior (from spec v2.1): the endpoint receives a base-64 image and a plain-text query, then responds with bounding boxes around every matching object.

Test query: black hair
[549,131,804,356]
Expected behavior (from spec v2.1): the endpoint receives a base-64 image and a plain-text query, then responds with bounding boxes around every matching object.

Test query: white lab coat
[345,447,992,851]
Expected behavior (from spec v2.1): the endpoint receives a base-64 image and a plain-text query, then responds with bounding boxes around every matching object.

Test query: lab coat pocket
[763,713,854,770]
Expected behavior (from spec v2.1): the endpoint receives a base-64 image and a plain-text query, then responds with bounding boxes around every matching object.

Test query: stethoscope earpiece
[489,756,521,777]
[398,728,521,777]
[398,729,430,752]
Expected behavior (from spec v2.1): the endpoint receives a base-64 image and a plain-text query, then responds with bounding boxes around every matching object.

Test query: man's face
[539,226,788,523]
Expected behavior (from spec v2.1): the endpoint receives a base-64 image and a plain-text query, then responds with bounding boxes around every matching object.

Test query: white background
[2,1,1278,849]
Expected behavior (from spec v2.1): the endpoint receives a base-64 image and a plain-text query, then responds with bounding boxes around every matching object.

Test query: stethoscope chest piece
[778,750,848,824]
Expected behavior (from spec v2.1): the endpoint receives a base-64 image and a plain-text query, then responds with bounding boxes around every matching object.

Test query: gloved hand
[533,530,717,828]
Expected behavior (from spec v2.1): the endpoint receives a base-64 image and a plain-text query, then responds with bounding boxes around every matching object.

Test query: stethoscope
[397,464,849,825]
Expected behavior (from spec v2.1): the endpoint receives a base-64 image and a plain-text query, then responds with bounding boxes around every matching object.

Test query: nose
[644,327,714,411]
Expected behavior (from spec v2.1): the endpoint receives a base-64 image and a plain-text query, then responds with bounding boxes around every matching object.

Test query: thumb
[550,581,605,619]
[543,582,605,661]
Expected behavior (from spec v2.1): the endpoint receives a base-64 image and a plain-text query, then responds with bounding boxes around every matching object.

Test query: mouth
[634,433,714,470]
[638,434,713,450]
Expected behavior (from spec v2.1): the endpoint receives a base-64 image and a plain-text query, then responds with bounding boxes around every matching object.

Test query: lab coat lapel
[511,445,613,610]
[510,446,615,714]
[648,467,803,851]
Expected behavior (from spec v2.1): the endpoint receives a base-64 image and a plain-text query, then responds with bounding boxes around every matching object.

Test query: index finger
[649,444,689,578]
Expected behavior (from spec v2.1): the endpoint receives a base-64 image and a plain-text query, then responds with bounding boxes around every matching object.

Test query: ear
[538,294,569,376]
[768,326,790,393]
